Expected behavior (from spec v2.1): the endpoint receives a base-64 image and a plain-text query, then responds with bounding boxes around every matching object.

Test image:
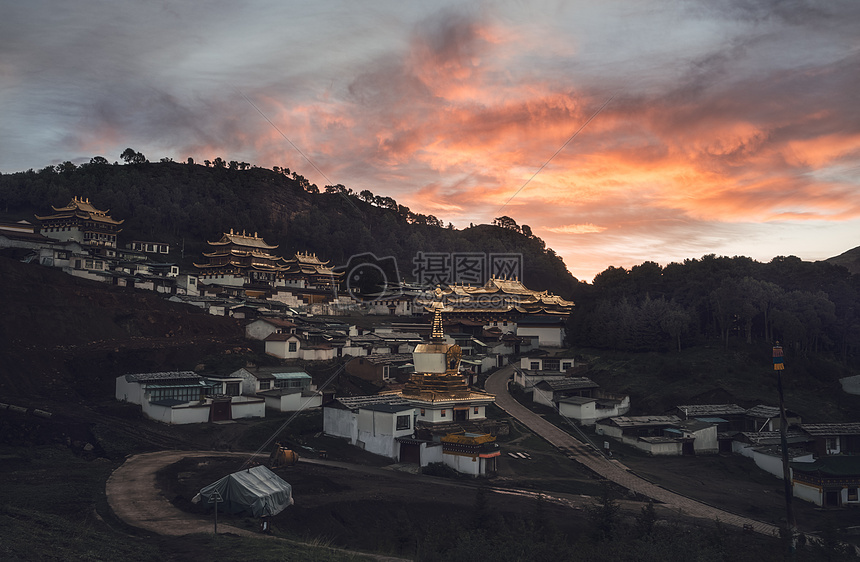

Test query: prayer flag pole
[774,343,797,553]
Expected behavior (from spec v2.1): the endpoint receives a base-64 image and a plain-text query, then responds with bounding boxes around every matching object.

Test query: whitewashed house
[264,333,303,359]
[512,356,576,392]
[324,396,416,460]
[596,416,718,456]
[557,395,631,426]
[792,457,860,507]
[115,371,264,424]
[246,317,297,341]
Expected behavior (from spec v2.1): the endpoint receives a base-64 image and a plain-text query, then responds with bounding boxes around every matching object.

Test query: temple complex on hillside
[35,197,124,254]
[194,230,342,289]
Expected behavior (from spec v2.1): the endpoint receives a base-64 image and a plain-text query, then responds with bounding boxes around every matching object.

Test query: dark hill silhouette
[826,245,860,275]
[0,158,582,299]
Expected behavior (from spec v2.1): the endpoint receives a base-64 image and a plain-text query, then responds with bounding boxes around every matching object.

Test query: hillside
[826,245,860,275]
[0,160,582,300]
[0,256,245,408]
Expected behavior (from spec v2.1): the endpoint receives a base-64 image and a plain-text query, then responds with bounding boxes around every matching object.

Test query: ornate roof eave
[294,252,331,266]
[207,230,279,250]
[35,211,124,226]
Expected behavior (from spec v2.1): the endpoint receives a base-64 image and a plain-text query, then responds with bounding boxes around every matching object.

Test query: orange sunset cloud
[4,2,858,281]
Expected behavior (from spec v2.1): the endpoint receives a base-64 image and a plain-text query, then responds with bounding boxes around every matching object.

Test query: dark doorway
[682,441,695,455]
[211,400,231,422]
[825,490,840,507]
[400,442,421,464]
[454,409,468,422]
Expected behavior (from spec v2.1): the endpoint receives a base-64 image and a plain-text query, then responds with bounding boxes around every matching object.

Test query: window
[396,415,410,430]
[441,409,447,418]
[562,362,572,370]
[530,361,540,370]
[826,437,840,454]
[259,380,271,390]
[274,378,305,389]
[225,382,240,396]
[849,488,859,502]
[148,386,201,403]
[288,341,297,353]
[474,406,479,414]
[420,408,425,417]
[382,365,390,380]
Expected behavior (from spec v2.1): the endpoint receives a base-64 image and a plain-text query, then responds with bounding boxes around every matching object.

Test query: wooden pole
[774,344,797,553]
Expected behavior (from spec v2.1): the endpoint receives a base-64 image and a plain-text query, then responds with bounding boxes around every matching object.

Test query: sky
[2,0,859,282]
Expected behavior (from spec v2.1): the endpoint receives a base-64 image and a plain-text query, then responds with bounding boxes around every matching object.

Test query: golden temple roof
[294,251,329,266]
[35,196,124,225]
[438,277,574,312]
[207,229,279,250]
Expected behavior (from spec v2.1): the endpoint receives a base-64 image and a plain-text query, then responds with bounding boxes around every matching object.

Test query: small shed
[194,465,293,517]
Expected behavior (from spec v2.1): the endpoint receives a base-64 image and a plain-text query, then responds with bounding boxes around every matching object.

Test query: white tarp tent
[193,465,293,517]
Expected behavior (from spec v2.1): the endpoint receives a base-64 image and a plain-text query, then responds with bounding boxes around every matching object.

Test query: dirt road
[106,450,413,561]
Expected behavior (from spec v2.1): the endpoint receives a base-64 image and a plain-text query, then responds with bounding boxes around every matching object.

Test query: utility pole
[774,343,797,553]
[208,490,223,535]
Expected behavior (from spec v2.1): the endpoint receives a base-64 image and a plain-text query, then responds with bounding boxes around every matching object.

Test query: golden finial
[430,287,445,341]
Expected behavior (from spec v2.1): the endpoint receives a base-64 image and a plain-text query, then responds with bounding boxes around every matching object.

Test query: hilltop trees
[120,148,147,164]
[570,256,860,361]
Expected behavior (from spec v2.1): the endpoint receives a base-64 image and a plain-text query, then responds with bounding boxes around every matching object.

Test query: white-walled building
[246,317,297,341]
[792,457,860,507]
[115,371,264,424]
[596,415,718,456]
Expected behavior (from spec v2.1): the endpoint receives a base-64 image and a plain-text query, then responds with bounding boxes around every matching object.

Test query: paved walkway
[486,367,782,537]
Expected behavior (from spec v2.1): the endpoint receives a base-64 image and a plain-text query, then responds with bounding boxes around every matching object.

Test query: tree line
[568,255,860,362]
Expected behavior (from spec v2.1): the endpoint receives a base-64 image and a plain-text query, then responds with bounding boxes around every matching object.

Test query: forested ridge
[0,154,578,299]
[569,256,860,362]
[1,154,859,363]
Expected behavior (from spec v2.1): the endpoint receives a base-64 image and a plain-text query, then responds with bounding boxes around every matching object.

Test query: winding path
[105,450,409,561]
[486,366,782,536]
[106,450,264,537]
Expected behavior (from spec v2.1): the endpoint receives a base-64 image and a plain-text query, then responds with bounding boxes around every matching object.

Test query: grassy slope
[0,425,375,561]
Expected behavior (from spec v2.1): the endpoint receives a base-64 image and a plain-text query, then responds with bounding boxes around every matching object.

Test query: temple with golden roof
[440,276,575,319]
[35,196,124,252]
[194,229,293,286]
[290,251,340,290]
[194,230,343,289]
